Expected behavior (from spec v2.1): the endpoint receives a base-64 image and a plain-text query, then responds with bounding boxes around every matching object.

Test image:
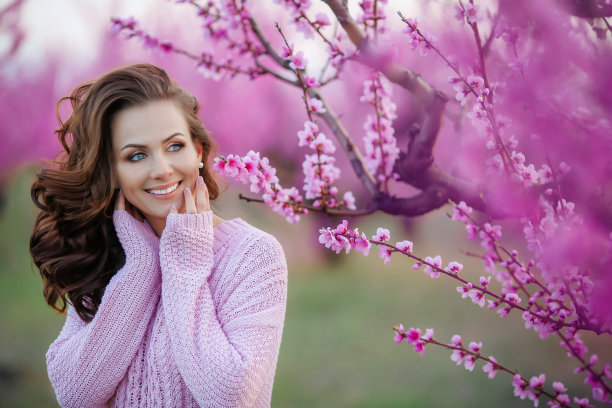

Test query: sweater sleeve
[46,211,162,408]
[159,211,288,407]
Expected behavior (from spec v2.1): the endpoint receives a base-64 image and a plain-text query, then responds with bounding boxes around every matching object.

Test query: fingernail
[171,205,177,210]
[185,187,191,194]
[197,176,204,185]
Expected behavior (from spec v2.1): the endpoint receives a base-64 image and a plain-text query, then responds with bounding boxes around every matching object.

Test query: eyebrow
[121,133,185,151]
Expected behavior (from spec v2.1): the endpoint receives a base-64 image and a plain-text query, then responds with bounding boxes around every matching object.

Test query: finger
[126,200,144,222]
[115,190,125,211]
[195,176,209,213]
[184,187,197,214]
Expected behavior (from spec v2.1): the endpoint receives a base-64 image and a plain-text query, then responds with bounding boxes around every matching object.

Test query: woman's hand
[113,190,159,258]
[171,176,210,215]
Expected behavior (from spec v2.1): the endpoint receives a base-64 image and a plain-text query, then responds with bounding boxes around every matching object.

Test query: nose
[150,154,173,180]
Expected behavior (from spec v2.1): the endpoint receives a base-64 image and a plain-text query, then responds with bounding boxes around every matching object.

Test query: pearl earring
[198,162,204,169]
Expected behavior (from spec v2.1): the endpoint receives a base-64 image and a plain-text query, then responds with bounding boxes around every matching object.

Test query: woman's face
[111,100,202,230]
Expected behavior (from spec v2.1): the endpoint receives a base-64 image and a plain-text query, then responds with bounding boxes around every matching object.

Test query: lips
[146,181,181,195]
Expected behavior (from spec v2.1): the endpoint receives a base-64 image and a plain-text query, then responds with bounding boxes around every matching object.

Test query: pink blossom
[457,283,473,299]
[393,324,405,343]
[460,354,475,371]
[396,240,413,253]
[281,43,294,58]
[293,17,314,39]
[479,276,491,287]
[378,246,393,264]
[451,201,473,222]
[468,290,486,308]
[463,3,482,24]
[513,374,533,400]
[297,120,318,147]
[422,328,434,341]
[552,381,567,393]
[445,261,463,274]
[372,228,390,242]
[573,397,590,407]
[468,341,482,353]
[159,41,174,52]
[413,341,426,357]
[451,349,466,365]
[603,364,612,378]
[224,154,243,177]
[423,255,442,278]
[315,12,330,26]
[529,373,545,388]
[353,233,371,256]
[308,97,326,113]
[342,191,356,210]
[333,220,348,235]
[451,335,462,347]
[318,227,336,247]
[213,156,227,174]
[405,327,421,344]
[483,356,498,379]
[289,51,307,70]
[303,75,321,87]
[465,223,477,240]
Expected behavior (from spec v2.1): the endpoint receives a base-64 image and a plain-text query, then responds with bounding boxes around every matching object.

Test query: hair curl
[30,63,219,322]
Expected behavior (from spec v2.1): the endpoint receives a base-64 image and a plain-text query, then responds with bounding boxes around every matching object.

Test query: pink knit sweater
[46,210,288,407]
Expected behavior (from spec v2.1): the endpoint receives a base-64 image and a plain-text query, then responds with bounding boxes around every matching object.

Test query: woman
[30,63,288,407]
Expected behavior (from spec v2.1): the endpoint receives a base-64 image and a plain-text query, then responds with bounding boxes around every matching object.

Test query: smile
[146,181,181,195]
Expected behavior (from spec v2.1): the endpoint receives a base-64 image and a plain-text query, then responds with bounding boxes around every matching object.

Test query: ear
[196,143,203,163]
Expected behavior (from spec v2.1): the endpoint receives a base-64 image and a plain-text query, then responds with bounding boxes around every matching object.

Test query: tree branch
[248,16,293,70]
[238,193,376,216]
[322,0,441,110]
[373,187,448,216]
[560,0,612,17]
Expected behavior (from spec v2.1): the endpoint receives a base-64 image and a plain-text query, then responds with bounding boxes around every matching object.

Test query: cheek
[115,163,143,192]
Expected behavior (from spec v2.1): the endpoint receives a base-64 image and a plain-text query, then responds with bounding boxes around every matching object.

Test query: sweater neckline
[212,217,249,253]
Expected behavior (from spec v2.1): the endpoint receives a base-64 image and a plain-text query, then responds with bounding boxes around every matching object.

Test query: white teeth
[147,182,180,195]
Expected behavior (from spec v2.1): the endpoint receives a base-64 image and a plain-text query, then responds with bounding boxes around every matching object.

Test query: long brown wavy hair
[30,63,219,323]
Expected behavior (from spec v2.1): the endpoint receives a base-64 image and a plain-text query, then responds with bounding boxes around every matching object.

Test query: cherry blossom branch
[308,88,379,196]
[247,16,293,70]
[398,12,514,173]
[461,1,493,102]
[322,0,438,109]
[392,327,580,408]
[557,328,612,396]
[320,219,594,332]
[109,17,259,78]
[238,193,375,216]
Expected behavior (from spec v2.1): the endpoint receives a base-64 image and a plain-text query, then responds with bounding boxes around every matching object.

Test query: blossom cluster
[213,151,306,223]
[356,0,389,34]
[360,71,399,184]
[393,327,588,407]
[401,17,436,56]
[273,0,349,70]
[297,120,355,209]
[109,11,262,81]
[451,200,612,403]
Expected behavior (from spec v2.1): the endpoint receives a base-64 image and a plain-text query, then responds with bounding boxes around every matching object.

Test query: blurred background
[1,0,609,406]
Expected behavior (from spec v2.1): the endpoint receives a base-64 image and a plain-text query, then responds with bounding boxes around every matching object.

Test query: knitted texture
[46,210,288,407]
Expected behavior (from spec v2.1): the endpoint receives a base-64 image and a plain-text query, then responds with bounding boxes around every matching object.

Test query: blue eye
[169,143,183,152]
[128,152,146,162]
